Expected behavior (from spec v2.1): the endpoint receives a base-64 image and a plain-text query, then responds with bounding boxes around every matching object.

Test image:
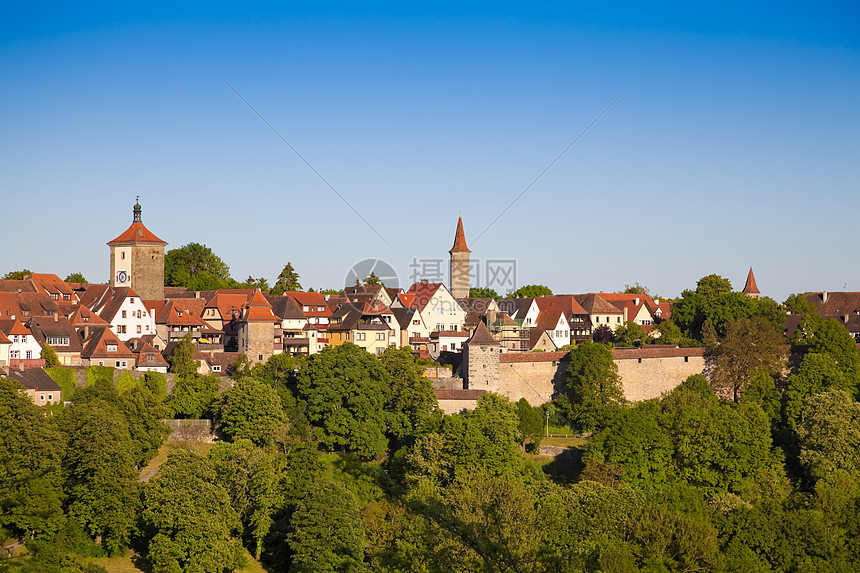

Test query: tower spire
[133,197,142,223]
[449,215,471,254]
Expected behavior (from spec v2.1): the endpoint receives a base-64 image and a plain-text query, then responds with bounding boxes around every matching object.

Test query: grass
[541,436,587,448]
[89,548,268,572]
[139,441,215,482]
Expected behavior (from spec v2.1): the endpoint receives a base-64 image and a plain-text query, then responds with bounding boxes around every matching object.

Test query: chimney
[634,297,640,306]
[822,292,829,303]
[54,314,58,322]
[18,361,24,371]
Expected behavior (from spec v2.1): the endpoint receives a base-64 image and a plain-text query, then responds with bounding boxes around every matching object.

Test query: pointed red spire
[742,267,760,295]
[449,216,471,253]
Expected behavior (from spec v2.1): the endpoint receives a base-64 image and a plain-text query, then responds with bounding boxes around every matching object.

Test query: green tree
[468,287,500,299]
[441,393,522,476]
[653,319,684,346]
[565,341,626,432]
[705,317,788,402]
[214,376,286,447]
[297,343,391,459]
[209,440,286,560]
[783,293,815,315]
[59,399,140,554]
[380,346,439,446]
[271,262,303,294]
[2,269,32,280]
[511,284,552,298]
[168,333,199,378]
[142,450,244,573]
[0,377,65,540]
[164,242,232,290]
[792,313,860,391]
[363,271,384,287]
[796,389,860,481]
[241,276,271,291]
[64,272,87,283]
[612,320,649,347]
[119,385,170,467]
[287,478,365,573]
[695,274,732,299]
[623,282,649,295]
[40,343,60,366]
[586,405,673,487]
[169,373,219,419]
[516,398,544,451]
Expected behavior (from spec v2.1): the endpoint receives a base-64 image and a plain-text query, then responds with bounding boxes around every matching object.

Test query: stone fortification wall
[162,419,218,442]
[431,376,464,390]
[435,389,486,415]
[612,347,705,402]
[486,347,706,407]
[498,352,568,406]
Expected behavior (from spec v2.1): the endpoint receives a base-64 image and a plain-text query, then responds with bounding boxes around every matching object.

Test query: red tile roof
[81,327,136,360]
[242,290,276,323]
[107,222,167,245]
[406,282,446,313]
[743,268,760,295]
[500,351,568,363]
[435,389,486,400]
[611,347,704,360]
[449,215,471,253]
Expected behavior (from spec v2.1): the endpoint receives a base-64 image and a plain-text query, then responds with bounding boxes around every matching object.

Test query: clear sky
[2,1,858,301]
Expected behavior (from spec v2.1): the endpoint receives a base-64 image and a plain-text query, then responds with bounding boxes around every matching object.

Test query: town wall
[435,388,486,415]
[613,347,706,402]
[498,352,568,406]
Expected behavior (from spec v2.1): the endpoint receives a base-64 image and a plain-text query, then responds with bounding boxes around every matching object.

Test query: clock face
[117,270,128,284]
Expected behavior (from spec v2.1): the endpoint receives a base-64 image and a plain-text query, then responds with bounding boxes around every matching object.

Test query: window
[617,317,621,323]
[413,319,420,325]
[10,350,19,359]
[450,324,457,331]
[303,306,309,312]
[375,332,385,341]
[356,332,366,341]
[435,323,444,331]
[107,344,117,352]
[684,356,689,363]
[63,293,71,301]
[122,310,127,318]
[118,325,127,334]
[50,293,58,300]
[25,350,32,359]
[12,335,18,343]
[129,297,135,303]
[137,310,142,318]
[121,251,126,259]
[40,394,45,401]
[637,358,642,363]
[213,365,222,372]
[258,355,263,361]
[318,306,325,312]
[147,355,154,362]
[137,325,142,333]
[98,361,104,366]
[594,317,599,323]
[47,394,53,401]
[555,329,563,338]
[121,361,127,367]
[345,332,350,341]
[47,336,70,346]
[115,361,121,367]
[178,311,182,317]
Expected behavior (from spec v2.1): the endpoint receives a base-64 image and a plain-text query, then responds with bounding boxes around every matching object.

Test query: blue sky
[2,1,858,301]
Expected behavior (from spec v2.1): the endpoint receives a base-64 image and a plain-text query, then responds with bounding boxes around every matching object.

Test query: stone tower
[238,289,276,365]
[449,215,471,300]
[742,267,760,299]
[107,199,167,301]
[463,321,500,391]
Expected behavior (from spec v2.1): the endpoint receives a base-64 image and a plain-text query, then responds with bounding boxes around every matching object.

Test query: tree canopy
[64,272,87,283]
[469,287,500,299]
[271,262,302,294]
[511,284,552,298]
[565,341,626,432]
[164,242,232,290]
[2,269,32,280]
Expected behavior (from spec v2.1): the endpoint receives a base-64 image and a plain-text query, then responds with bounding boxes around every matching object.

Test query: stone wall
[435,389,486,415]
[131,244,165,301]
[612,347,705,402]
[449,251,470,300]
[499,352,568,406]
[242,321,274,365]
[162,419,218,442]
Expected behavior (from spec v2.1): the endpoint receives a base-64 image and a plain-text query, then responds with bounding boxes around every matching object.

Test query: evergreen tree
[271,262,302,294]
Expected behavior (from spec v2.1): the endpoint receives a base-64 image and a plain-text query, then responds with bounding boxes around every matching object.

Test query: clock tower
[107,198,167,301]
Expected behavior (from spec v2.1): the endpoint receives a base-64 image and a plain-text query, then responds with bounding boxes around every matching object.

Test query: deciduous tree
[164,242,232,290]
[468,287,500,299]
[796,389,860,481]
[511,284,552,298]
[64,271,87,283]
[705,317,787,402]
[2,269,32,280]
[214,376,287,447]
[565,341,626,432]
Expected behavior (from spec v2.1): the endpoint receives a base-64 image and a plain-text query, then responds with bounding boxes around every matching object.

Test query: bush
[45,367,77,401]
[85,366,114,388]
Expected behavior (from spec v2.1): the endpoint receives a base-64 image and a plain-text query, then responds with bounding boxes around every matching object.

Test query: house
[342,285,393,307]
[488,313,530,352]
[0,331,11,368]
[27,273,79,304]
[6,368,62,407]
[26,315,82,366]
[195,351,242,376]
[533,310,569,349]
[391,306,430,347]
[0,319,43,369]
[498,297,540,327]
[80,327,136,369]
[574,293,624,332]
[595,293,659,327]
[267,294,313,355]
[0,291,60,321]
[430,330,471,355]
[406,281,467,334]
[327,302,396,355]
[146,299,214,345]
[78,285,155,341]
[803,291,860,340]
[125,338,169,373]
[534,295,591,343]
[457,297,500,326]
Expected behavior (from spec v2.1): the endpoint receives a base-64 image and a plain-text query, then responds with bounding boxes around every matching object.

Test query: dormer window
[50,293,58,300]
[63,294,71,301]
[178,311,182,317]
[107,344,117,352]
